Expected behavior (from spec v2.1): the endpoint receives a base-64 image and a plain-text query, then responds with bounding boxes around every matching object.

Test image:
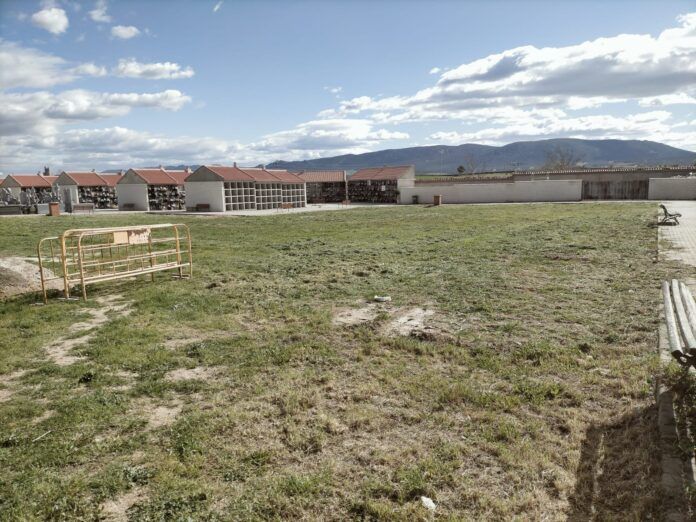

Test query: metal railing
[37,223,192,302]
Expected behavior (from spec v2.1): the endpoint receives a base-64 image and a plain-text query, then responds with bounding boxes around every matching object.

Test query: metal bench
[662,279,696,368]
[659,204,681,225]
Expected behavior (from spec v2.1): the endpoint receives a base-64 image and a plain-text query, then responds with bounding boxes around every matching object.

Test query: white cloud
[251,118,409,158]
[31,7,69,35]
[638,92,696,106]
[213,1,223,12]
[71,62,108,77]
[324,86,342,94]
[331,12,696,124]
[0,40,73,88]
[0,41,194,88]
[0,127,243,171]
[113,58,195,79]
[429,67,441,74]
[89,0,111,23]
[426,109,689,146]
[0,89,191,136]
[111,25,140,39]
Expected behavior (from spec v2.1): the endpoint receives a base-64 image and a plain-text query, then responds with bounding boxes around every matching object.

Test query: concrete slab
[659,201,696,269]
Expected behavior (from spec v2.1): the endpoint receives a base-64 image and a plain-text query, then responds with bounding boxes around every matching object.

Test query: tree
[459,153,484,174]
[457,165,466,175]
[543,145,583,170]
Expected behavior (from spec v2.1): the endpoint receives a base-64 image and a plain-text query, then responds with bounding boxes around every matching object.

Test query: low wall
[116,184,149,211]
[400,180,582,204]
[185,181,225,212]
[648,177,696,200]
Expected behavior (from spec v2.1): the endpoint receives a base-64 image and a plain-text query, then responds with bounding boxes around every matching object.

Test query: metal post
[77,234,87,300]
[60,233,70,299]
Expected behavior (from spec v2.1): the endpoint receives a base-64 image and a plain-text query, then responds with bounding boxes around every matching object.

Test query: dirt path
[45,295,132,366]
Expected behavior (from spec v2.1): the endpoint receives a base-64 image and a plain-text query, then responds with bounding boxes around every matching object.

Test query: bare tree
[543,145,583,170]
[460,153,484,174]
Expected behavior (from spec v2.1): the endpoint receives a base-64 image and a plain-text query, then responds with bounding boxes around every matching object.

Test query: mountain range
[265,139,696,174]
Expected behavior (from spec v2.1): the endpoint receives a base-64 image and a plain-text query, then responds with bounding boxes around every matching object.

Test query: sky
[0,0,695,173]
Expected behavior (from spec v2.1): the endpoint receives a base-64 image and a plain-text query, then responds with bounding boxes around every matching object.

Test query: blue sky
[0,0,695,172]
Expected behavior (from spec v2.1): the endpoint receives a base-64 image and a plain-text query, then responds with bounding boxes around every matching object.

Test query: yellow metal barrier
[38,223,192,302]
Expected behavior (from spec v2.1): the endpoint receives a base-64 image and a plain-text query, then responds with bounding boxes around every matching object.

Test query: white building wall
[648,177,696,200]
[400,180,582,204]
[184,181,225,212]
[116,183,149,210]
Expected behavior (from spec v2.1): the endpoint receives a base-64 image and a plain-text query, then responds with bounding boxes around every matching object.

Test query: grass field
[0,203,689,520]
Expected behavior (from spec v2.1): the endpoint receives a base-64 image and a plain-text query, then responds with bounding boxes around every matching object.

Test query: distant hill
[266,139,696,174]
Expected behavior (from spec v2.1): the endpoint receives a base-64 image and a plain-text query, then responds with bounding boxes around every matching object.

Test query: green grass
[0,203,688,520]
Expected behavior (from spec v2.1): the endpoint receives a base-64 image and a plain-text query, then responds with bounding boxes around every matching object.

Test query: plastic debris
[420,496,436,511]
[374,295,392,302]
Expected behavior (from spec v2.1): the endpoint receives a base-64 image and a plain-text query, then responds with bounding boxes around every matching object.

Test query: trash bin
[433,195,442,206]
[48,202,60,216]
[412,195,419,205]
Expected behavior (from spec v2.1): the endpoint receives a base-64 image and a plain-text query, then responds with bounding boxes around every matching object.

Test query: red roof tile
[62,172,108,187]
[201,166,304,183]
[350,165,414,181]
[3,175,57,188]
[165,171,190,185]
[128,168,186,185]
[297,170,346,183]
[99,174,122,187]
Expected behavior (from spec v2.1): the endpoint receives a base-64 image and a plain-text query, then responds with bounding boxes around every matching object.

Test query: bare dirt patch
[133,398,183,430]
[44,295,132,366]
[0,369,29,402]
[332,303,381,326]
[165,366,218,382]
[101,488,145,521]
[70,295,132,333]
[0,256,60,298]
[383,307,436,336]
[31,409,55,425]
[333,302,456,338]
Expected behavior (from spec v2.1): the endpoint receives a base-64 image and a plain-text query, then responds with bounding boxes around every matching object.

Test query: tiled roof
[3,175,58,188]
[202,166,304,183]
[129,168,187,185]
[165,171,190,185]
[100,174,122,187]
[350,165,413,181]
[297,170,346,183]
[62,172,109,187]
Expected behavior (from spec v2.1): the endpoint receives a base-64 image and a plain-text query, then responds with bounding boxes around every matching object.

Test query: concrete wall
[116,183,149,211]
[185,181,225,212]
[648,177,696,200]
[56,185,79,211]
[400,180,582,204]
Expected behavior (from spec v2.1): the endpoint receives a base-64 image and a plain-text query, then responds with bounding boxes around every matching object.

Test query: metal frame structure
[38,223,192,302]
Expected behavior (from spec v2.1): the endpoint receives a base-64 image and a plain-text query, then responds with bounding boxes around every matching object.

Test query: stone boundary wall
[399,180,582,204]
[648,178,696,201]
